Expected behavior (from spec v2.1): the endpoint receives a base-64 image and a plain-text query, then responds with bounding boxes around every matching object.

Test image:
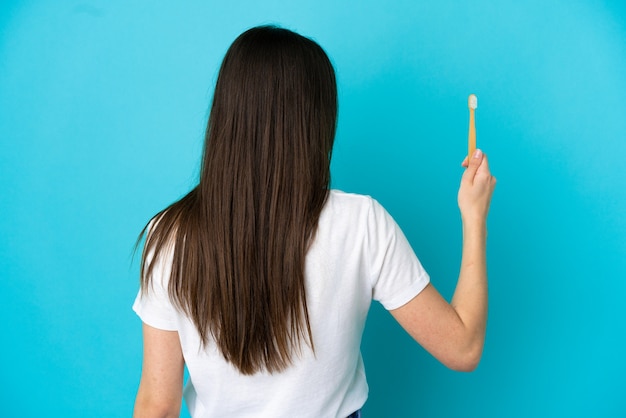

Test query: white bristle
[468,94,478,109]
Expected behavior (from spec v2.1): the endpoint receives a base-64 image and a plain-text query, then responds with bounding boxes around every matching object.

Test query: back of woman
[133,25,495,418]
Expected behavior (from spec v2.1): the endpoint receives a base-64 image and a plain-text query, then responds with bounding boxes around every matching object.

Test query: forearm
[450,220,488,364]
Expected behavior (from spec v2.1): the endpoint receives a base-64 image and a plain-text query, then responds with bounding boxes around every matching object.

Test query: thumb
[462,149,483,183]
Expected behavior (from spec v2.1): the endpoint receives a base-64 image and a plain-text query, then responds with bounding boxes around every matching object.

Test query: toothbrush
[468,94,477,159]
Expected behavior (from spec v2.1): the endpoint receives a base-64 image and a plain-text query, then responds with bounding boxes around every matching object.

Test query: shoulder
[326,189,391,223]
[326,189,377,213]
[317,190,398,246]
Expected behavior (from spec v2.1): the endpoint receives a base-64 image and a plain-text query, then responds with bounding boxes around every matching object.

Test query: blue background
[1,1,625,417]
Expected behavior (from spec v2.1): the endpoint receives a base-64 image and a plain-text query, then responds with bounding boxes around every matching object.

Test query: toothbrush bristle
[468,94,478,109]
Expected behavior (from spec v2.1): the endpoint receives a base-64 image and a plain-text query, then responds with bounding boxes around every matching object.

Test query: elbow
[134,396,180,418]
[449,353,481,372]
[445,341,484,372]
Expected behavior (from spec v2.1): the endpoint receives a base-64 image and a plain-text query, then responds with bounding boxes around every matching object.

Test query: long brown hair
[138,26,337,375]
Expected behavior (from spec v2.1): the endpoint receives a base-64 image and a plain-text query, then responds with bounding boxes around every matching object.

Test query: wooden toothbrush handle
[468,108,476,159]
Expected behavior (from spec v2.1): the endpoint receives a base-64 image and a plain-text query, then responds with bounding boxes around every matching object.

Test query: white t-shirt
[133,190,430,418]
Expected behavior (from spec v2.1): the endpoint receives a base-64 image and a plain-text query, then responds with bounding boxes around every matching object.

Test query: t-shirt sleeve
[132,241,179,331]
[367,197,430,310]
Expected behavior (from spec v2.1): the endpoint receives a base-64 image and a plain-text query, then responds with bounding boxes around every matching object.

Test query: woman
[133,25,496,418]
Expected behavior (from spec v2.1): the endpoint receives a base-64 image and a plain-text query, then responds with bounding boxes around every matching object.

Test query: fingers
[475,153,496,186]
[476,152,491,177]
[457,149,496,223]
[462,149,484,184]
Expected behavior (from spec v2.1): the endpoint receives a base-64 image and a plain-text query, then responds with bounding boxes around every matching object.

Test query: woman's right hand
[457,149,496,225]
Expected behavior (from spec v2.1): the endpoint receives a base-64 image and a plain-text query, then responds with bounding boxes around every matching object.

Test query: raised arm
[133,323,185,418]
[390,149,496,371]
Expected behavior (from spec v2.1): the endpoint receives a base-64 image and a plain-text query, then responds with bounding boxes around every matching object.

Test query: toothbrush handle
[468,109,476,159]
